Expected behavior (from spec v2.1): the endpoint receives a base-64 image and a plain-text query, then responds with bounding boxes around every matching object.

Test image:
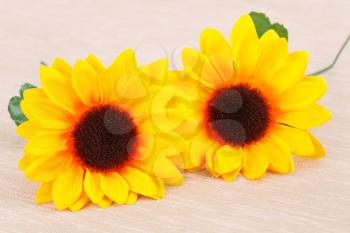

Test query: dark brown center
[207,84,271,146]
[72,105,138,171]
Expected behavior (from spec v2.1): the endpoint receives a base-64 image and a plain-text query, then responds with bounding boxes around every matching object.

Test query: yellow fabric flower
[17,49,183,211]
[165,14,331,181]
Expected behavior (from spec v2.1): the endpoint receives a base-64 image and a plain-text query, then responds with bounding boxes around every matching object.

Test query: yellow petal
[21,98,72,130]
[107,50,147,101]
[23,87,47,100]
[276,76,327,110]
[148,176,165,199]
[52,58,72,77]
[69,191,90,212]
[182,48,223,89]
[205,143,220,177]
[273,124,314,156]
[99,65,119,103]
[201,55,229,88]
[185,133,214,170]
[97,196,113,208]
[259,29,280,48]
[234,32,260,79]
[25,153,69,182]
[40,65,82,115]
[24,130,67,156]
[269,52,309,93]
[83,170,104,204]
[86,54,105,75]
[125,192,138,205]
[18,154,39,171]
[279,104,332,129]
[149,84,200,136]
[72,60,99,106]
[162,176,184,186]
[241,145,268,179]
[200,28,232,58]
[221,168,241,182]
[52,164,84,210]
[142,58,168,83]
[115,72,148,100]
[154,138,180,161]
[16,121,40,140]
[230,14,260,79]
[306,133,326,158]
[230,14,257,55]
[100,172,129,204]
[104,49,141,102]
[152,154,183,182]
[122,166,164,199]
[259,136,294,173]
[206,53,235,84]
[253,38,288,83]
[213,145,242,175]
[110,49,138,77]
[36,182,53,204]
[288,51,309,62]
[133,133,156,161]
[182,48,203,75]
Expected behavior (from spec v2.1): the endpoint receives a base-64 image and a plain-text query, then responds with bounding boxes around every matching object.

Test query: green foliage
[8,83,36,126]
[249,11,288,40]
[269,23,288,40]
[249,12,271,38]
[19,83,36,99]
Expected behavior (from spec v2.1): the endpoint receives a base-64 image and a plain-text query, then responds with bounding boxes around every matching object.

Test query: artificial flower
[17,50,183,211]
[165,14,331,181]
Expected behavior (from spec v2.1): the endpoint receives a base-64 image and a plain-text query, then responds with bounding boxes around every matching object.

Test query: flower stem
[308,33,350,76]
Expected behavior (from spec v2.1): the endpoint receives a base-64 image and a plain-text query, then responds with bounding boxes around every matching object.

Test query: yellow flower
[167,14,331,181]
[17,50,183,211]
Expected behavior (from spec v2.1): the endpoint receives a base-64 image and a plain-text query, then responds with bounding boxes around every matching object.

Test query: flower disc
[72,105,138,171]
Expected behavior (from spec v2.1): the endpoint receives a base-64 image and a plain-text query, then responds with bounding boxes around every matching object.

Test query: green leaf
[8,96,27,126]
[249,12,271,38]
[8,83,36,126]
[269,23,288,40]
[20,83,36,99]
[249,11,288,41]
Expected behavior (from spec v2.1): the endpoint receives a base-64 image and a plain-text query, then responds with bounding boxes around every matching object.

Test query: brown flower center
[206,84,271,146]
[72,105,138,171]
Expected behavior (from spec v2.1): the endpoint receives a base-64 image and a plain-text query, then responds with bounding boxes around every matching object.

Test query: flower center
[72,105,138,171]
[206,84,271,146]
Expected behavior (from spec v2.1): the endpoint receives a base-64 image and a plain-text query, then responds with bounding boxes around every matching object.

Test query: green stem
[308,34,350,76]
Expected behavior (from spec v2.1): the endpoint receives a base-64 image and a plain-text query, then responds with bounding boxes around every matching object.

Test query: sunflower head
[164,14,331,181]
[16,50,183,211]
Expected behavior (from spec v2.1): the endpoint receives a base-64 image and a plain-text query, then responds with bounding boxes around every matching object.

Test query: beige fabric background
[0,0,349,232]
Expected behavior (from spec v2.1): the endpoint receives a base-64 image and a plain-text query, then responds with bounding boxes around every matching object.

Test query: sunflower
[16,50,183,211]
[167,14,331,181]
